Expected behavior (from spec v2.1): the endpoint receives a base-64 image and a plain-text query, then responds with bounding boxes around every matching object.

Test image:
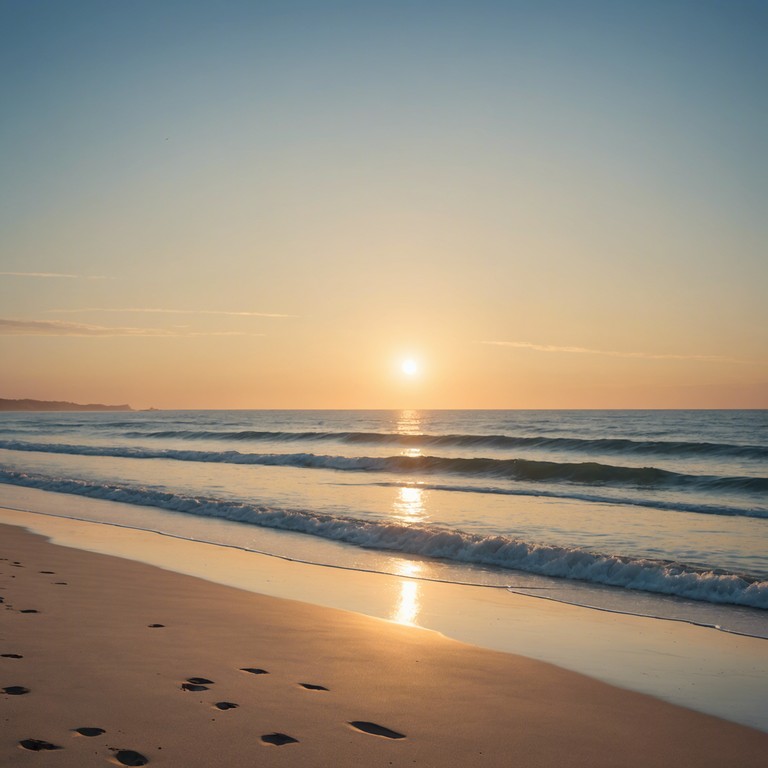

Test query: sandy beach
[2,517,767,767]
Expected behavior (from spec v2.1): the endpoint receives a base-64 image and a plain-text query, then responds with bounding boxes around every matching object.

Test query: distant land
[0,398,134,412]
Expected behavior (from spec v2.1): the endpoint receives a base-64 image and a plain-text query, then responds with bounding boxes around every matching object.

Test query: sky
[1,0,766,409]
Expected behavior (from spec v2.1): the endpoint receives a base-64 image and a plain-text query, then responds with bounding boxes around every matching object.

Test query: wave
[123,428,768,460]
[0,468,765,609]
[1,439,766,495]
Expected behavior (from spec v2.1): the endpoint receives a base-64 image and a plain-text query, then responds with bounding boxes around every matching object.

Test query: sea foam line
[0,469,766,610]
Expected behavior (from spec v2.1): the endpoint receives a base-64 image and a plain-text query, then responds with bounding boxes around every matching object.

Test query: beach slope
[1,522,766,767]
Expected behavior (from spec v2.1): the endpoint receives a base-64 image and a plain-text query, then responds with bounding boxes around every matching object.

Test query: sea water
[0,409,766,637]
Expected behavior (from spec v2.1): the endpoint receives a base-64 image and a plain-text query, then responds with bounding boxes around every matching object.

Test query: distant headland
[0,398,134,412]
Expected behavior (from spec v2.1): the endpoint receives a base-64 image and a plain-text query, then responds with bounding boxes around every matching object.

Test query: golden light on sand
[392,560,424,626]
[393,580,420,626]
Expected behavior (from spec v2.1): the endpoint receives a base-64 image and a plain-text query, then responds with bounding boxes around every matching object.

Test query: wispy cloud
[48,307,295,318]
[480,340,751,363]
[0,272,110,280]
[0,318,262,337]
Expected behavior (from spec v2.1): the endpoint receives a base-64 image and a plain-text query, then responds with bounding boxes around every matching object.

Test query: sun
[401,358,419,377]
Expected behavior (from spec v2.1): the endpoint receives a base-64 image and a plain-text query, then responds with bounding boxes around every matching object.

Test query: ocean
[0,409,766,637]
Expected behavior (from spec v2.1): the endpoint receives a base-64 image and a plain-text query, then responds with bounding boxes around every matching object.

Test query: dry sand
[2,522,767,767]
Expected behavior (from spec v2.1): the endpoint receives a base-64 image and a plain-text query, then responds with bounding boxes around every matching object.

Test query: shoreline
[2,519,768,767]
[0,487,767,736]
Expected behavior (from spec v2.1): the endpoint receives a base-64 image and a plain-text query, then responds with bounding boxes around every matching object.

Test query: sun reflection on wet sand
[391,560,423,626]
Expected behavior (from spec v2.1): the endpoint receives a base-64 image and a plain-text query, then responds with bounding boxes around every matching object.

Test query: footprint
[181,683,209,692]
[112,749,149,766]
[240,667,269,675]
[19,739,61,751]
[349,721,406,739]
[261,733,298,746]
[1,653,23,659]
[186,677,214,685]
[147,624,164,628]
[3,686,30,695]
[299,683,329,691]
[213,702,239,710]
[73,727,105,737]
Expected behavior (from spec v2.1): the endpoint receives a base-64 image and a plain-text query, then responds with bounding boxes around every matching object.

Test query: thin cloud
[0,318,262,338]
[480,340,751,364]
[0,272,109,279]
[48,307,295,318]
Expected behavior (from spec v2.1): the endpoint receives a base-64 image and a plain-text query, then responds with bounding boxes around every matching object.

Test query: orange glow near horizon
[0,3,765,410]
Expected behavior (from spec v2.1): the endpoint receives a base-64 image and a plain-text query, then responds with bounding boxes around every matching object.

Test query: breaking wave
[0,468,765,610]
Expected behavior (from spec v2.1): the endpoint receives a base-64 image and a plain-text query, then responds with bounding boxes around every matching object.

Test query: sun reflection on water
[396,409,423,435]
[389,410,426,626]
[392,485,426,522]
[396,410,424,456]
